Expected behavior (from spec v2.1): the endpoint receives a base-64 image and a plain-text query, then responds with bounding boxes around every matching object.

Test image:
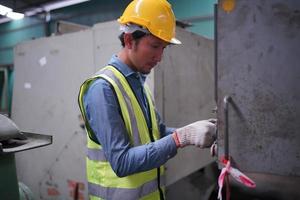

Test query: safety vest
[78,66,165,200]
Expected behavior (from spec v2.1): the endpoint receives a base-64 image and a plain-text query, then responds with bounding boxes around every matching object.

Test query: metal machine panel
[217,0,300,176]
[156,27,216,186]
[12,29,94,199]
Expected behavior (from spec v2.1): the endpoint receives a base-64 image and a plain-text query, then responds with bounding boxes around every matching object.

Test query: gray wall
[155,28,215,186]
[13,29,95,199]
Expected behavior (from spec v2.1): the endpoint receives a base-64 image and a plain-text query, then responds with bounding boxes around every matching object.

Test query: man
[78,0,216,199]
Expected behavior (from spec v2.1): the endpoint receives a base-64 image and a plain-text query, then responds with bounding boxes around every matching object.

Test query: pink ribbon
[218,159,256,200]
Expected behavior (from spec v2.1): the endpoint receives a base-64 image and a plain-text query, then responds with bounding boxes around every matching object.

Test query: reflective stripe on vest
[99,69,141,145]
[78,66,164,200]
[88,175,165,199]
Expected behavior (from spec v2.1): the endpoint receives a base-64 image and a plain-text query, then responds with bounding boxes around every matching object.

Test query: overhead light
[6,12,24,20]
[43,0,90,12]
[0,0,90,24]
[0,4,12,15]
[0,4,24,20]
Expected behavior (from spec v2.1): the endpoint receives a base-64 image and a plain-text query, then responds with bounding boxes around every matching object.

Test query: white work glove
[173,119,217,148]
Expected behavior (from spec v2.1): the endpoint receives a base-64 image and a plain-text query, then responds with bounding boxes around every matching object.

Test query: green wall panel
[170,0,216,39]
[0,50,13,65]
[189,21,215,39]
[0,25,45,47]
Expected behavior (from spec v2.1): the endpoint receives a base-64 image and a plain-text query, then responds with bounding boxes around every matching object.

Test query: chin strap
[218,157,256,200]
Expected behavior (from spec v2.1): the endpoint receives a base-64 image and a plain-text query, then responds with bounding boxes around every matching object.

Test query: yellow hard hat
[118,0,181,45]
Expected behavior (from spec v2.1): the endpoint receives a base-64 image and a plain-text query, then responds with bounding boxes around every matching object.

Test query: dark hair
[118,31,147,47]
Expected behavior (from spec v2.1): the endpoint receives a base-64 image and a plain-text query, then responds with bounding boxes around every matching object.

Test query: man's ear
[124,33,133,49]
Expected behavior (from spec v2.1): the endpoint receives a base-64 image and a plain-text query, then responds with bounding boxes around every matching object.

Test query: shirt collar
[108,54,147,85]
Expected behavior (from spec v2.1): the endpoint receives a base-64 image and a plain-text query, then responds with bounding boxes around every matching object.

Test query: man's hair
[118,31,147,47]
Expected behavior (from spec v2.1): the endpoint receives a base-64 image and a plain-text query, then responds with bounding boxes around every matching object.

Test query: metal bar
[224,95,231,160]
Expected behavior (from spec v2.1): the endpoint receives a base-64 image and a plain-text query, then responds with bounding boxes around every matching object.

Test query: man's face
[129,34,168,74]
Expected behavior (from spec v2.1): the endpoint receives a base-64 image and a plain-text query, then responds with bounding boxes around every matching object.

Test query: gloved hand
[172,119,217,148]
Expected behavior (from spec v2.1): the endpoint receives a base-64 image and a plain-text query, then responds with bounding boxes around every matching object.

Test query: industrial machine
[216,0,300,199]
[0,114,52,199]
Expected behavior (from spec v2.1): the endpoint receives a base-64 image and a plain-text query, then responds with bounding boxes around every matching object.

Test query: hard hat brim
[170,37,182,45]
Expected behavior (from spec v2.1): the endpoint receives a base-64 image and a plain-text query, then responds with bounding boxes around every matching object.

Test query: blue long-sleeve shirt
[83,55,177,177]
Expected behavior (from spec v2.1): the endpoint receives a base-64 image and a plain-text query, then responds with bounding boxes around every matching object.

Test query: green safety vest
[78,66,165,200]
